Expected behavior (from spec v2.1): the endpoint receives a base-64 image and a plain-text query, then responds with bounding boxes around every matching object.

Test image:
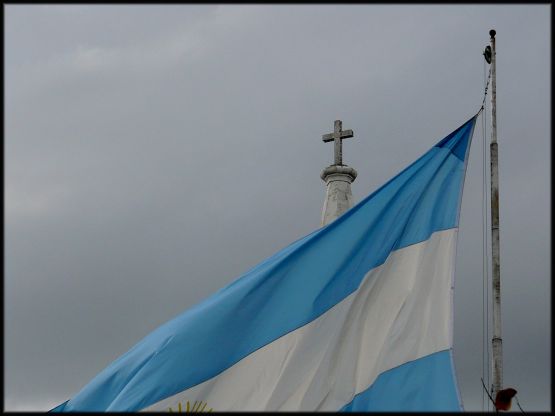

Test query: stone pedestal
[320,165,357,226]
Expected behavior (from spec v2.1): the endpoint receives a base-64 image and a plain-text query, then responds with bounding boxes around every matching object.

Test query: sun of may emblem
[168,400,213,412]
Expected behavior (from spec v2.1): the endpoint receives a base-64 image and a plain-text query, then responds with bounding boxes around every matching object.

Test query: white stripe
[145,228,457,411]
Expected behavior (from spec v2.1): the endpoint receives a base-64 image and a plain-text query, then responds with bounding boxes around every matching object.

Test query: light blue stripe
[48,400,68,412]
[340,350,462,412]
[53,117,475,411]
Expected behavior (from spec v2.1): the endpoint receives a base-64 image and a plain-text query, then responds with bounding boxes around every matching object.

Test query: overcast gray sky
[5,4,550,412]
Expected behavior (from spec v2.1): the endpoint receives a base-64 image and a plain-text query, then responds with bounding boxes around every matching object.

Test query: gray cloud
[5,4,550,411]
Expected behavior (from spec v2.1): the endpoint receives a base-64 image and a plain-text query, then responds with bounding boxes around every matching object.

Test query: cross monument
[322,120,354,166]
[320,120,358,226]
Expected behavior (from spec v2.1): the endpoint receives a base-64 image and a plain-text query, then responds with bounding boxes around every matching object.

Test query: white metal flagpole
[488,28,503,399]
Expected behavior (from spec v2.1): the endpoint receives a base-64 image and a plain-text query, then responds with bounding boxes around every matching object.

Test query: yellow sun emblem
[168,400,213,412]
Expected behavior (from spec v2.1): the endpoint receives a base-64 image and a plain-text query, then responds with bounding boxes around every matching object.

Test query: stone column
[320,165,357,226]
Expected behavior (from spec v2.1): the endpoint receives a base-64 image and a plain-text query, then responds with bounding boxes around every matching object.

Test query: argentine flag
[51,116,476,412]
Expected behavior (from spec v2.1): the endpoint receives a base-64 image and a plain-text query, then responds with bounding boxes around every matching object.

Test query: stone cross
[322,120,354,166]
